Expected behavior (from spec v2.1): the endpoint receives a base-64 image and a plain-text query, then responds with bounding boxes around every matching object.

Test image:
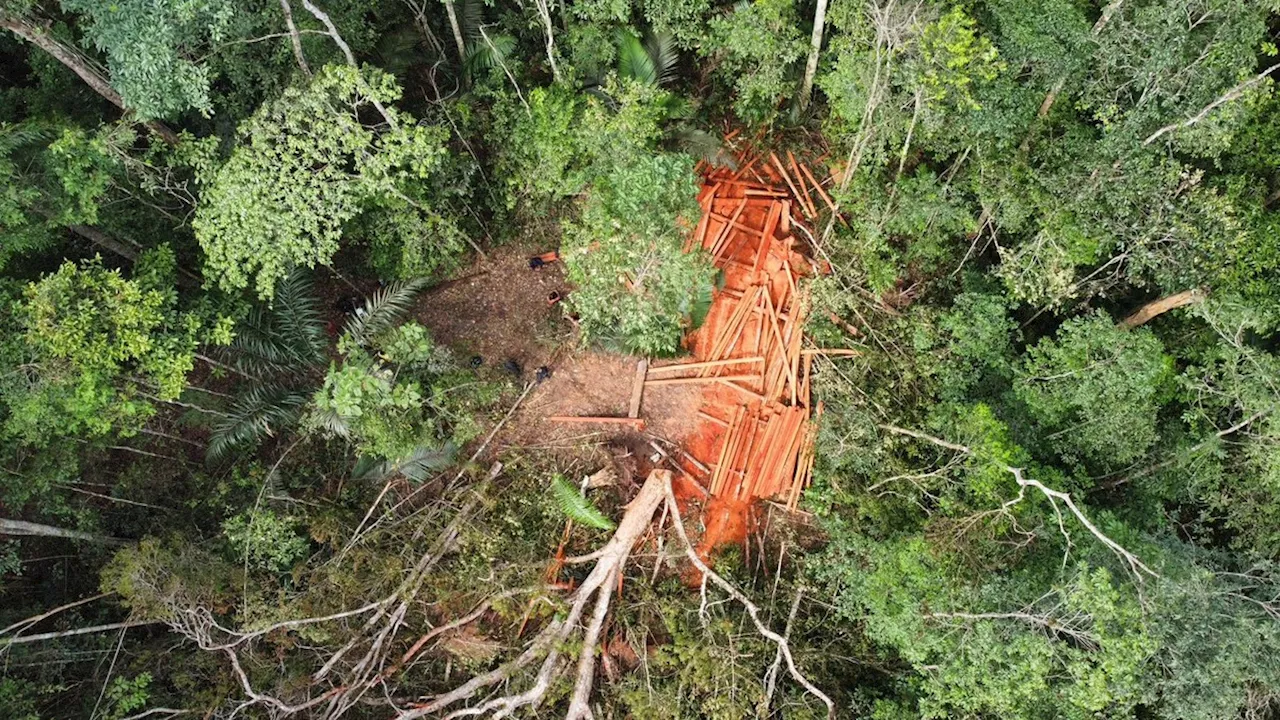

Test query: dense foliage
[4,0,1280,717]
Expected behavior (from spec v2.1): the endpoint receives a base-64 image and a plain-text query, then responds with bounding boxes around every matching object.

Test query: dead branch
[0,592,112,637]
[661,474,836,718]
[0,620,159,647]
[878,424,1158,580]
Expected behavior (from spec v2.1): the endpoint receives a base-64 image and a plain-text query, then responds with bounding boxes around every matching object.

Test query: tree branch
[878,424,1158,580]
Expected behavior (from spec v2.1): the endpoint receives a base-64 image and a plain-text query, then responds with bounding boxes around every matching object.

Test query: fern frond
[551,475,615,530]
[343,278,428,347]
[207,385,309,462]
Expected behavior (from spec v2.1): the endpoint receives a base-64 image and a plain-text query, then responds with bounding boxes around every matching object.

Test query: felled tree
[6,254,204,446]
[192,65,447,298]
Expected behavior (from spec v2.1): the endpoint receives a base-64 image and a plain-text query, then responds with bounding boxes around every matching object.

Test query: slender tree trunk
[0,620,158,646]
[277,0,313,76]
[798,0,829,110]
[532,0,561,83]
[0,13,180,146]
[442,0,467,64]
[0,518,126,545]
[1119,289,1205,329]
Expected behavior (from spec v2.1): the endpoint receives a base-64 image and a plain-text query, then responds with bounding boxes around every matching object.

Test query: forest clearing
[6,0,1280,718]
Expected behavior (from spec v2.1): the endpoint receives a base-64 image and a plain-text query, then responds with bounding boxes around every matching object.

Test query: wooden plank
[648,357,764,374]
[717,379,767,401]
[708,198,749,258]
[628,359,648,418]
[769,153,806,212]
[644,374,760,386]
[801,348,862,356]
[548,416,646,430]
[697,410,730,427]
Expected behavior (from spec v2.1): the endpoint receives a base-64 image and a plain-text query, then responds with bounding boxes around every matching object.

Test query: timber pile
[660,147,833,515]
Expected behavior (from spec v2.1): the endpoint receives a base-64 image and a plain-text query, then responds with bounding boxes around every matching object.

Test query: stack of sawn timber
[659,147,834,511]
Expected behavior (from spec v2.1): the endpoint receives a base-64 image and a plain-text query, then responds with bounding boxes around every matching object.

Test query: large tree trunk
[0,518,126,545]
[1119,288,1205,329]
[0,13,180,146]
[798,0,829,111]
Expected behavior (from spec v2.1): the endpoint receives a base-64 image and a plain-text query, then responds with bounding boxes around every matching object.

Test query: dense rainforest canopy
[3,0,1280,717]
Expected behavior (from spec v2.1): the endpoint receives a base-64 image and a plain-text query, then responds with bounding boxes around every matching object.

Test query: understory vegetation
[3,0,1280,717]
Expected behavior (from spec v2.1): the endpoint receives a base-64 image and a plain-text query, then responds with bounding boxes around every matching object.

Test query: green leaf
[551,474,615,530]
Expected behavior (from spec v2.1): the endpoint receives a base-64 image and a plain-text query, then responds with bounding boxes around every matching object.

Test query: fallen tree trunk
[1119,288,1204,329]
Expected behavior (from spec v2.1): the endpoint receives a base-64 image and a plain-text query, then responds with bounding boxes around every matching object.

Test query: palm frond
[228,269,326,376]
[642,31,679,86]
[465,32,515,75]
[309,408,353,439]
[617,29,657,86]
[551,475,615,530]
[0,122,53,157]
[343,278,428,347]
[352,442,457,483]
[207,385,310,462]
[271,269,327,365]
[458,0,485,43]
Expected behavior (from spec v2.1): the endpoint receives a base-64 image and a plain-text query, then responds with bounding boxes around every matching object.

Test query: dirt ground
[412,243,704,456]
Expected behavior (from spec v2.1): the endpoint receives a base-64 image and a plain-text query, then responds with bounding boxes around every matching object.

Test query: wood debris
[672,145,830,517]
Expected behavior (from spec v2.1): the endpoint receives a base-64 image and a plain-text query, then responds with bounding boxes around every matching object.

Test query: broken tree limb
[1119,288,1205,329]
[397,471,670,720]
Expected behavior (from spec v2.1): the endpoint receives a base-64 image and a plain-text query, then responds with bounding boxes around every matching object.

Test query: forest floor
[412,242,703,455]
